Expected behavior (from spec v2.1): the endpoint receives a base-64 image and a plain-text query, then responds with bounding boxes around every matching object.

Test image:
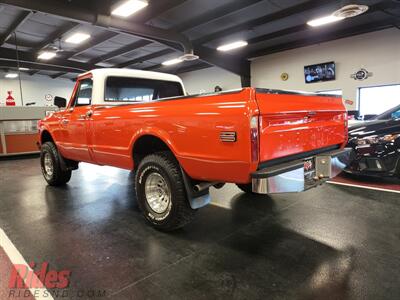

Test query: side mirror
[54,96,67,108]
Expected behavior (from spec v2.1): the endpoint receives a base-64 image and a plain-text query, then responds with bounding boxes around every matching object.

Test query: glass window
[359,85,400,116]
[73,79,93,107]
[105,77,184,103]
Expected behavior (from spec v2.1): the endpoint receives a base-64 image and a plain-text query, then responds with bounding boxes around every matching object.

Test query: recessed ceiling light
[19,67,30,71]
[5,73,18,78]
[162,58,183,66]
[307,15,344,27]
[217,41,248,52]
[112,0,148,17]
[65,33,91,44]
[38,51,57,60]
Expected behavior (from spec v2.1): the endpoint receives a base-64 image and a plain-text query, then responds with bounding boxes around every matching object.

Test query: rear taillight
[250,116,259,162]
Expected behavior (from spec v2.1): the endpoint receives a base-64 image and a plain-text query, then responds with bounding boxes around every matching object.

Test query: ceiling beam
[193,0,338,46]
[173,0,263,32]
[89,40,152,65]
[0,0,194,54]
[27,70,39,76]
[248,19,397,59]
[63,31,119,59]
[117,48,176,68]
[245,0,400,54]
[154,61,211,75]
[0,10,31,46]
[34,22,80,51]
[135,0,188,23]
[0,47,94,73]
[50,72,68,79]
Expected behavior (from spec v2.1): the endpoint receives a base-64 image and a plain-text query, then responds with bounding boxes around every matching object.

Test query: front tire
[135,152,196,231]
[40,142,72,186]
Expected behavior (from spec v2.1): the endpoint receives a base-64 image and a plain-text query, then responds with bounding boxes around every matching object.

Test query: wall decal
[6,91,16,106]
[345,99,354,105]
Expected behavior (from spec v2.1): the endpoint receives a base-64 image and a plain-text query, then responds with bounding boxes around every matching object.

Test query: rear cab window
[104,77,184,103]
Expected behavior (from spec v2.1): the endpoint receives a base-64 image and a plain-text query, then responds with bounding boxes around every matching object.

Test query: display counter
[0,107,58,156]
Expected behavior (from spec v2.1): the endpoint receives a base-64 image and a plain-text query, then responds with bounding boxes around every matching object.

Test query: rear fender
[129,127,180,164]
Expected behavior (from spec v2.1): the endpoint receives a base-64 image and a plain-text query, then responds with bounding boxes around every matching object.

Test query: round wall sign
[45,94,53,102]
[351,68,372,80]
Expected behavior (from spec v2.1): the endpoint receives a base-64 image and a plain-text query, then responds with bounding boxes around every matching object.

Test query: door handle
[86,110,93,118]
[79,110,93,120]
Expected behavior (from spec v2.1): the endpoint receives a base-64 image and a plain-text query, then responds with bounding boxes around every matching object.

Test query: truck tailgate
[255,90,347,163]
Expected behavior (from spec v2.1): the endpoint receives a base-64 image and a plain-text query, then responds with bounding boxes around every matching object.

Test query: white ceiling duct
[333,4,369,18]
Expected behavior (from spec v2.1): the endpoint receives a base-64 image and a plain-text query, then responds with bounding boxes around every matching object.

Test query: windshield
[374,104,400,120]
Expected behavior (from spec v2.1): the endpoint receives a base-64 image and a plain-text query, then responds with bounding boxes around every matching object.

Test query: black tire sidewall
[40,142,71,185]
[135,153,192,230]
[40,143,58,184]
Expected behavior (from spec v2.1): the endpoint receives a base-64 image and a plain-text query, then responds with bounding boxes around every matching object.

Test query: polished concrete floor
[0,156,399,300]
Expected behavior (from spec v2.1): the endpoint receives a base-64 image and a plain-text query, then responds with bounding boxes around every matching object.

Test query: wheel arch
[131,132,180,169]
[40,130,55,144]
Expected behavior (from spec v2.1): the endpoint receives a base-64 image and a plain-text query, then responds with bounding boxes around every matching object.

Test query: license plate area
[304,158,316,188]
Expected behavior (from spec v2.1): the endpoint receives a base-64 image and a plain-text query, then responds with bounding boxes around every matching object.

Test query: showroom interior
[0,0,399,299]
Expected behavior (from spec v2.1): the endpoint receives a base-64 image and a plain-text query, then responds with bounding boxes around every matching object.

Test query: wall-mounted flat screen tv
[304,61,336,84]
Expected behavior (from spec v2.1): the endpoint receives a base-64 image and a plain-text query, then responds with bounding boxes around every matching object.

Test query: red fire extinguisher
[6,91,16,106]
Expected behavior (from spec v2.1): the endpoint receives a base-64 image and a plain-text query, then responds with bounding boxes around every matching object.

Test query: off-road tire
[135,151,196,231]
[40,142,72,186]
[236,183,256,194]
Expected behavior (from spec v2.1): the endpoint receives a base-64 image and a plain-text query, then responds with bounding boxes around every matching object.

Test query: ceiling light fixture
[38,51,57,60]
[65,33,91,44]
[111,0,148,17]
[217,41,248,52]
[307,15,344,27]
[162,58,183,66]
[18,67,30,71]
[5,73,18,78]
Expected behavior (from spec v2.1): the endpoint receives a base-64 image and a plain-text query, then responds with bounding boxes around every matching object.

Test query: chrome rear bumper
[251,148,352,194]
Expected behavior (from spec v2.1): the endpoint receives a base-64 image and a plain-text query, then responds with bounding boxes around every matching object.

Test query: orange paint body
[39,78,347,184]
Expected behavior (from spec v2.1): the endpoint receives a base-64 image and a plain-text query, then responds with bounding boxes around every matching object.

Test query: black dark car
[346,105,400,178]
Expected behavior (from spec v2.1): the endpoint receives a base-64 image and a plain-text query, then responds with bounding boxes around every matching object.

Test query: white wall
[0,73,75,106]
[179,66,241,95]
[179,28,399,110]
[251,28,400,110]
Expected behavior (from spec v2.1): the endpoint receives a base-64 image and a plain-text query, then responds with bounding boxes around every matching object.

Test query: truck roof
[79,68,184,85]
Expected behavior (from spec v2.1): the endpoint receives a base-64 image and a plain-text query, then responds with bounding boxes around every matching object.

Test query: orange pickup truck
[38,68,350,231]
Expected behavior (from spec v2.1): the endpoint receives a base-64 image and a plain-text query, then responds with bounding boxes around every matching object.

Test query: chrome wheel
[43,152,54,178]
[144,173,171,214]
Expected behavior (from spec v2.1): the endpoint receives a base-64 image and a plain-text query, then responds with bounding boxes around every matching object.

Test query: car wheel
[236,183,255,194]
[135,151,196,231]
[40,142,72,186]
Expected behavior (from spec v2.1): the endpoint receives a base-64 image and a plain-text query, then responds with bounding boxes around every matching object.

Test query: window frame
[70,78,93,108]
